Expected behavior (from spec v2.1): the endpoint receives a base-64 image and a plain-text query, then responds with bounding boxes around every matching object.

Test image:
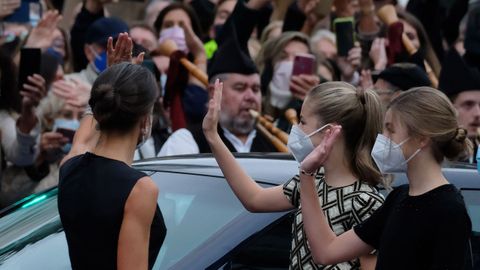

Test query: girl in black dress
[58,57,166,269]
[299,87,472,269]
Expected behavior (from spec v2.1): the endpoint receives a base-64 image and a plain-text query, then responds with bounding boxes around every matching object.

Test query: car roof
[134,153,480,189]
[134,153,298,186]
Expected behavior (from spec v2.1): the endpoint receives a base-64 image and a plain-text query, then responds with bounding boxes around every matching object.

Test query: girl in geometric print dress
[203,80,386,269]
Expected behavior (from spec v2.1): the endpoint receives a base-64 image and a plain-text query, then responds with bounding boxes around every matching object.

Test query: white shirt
[0,110,40,167]
[157,127,257,156]
[133,137,157,160]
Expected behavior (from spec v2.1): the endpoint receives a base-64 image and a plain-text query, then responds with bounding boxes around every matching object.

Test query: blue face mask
[53,118,80,154]
[46,47,64,65]
[476,147,479,174]
[93,51,107,74]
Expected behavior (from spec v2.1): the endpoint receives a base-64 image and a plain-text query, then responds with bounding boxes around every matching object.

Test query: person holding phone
[0,48,47,206]
[256,31,319,120]
[203,80,385,269]
[299,87,472,269]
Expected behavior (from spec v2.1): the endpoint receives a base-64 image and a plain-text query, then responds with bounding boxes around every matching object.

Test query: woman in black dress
[58,59,166,269]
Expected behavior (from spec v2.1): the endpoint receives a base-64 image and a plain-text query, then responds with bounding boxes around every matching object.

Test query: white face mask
[371,134,421,173]
[269,60,293,109]
[287,124,331,163]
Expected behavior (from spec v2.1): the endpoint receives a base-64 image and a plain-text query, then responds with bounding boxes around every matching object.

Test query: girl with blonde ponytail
[203,80,385,269]
[298,87,472,269]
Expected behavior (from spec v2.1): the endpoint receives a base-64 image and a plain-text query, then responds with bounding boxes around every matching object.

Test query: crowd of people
[0,0,479,268]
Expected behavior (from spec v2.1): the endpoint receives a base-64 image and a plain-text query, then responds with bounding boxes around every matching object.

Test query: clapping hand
[337,44,362,81]
[52,78,91,107]
[0,0,21,19]
[24,10,62,49]
[370,38,387,71]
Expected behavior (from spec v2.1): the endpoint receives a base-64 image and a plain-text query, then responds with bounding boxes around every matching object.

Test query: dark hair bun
[88,63,159,132]
[443,128,473,161]
[89,83,119,129]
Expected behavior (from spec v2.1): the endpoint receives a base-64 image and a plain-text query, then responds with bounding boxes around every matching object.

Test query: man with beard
[158,0,277,155]
[157,41,278,154]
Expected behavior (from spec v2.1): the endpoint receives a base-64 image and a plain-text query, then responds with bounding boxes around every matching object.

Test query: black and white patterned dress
[283,172,385,270]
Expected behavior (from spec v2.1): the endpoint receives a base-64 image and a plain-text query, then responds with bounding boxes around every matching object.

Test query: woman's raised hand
[202,79,223,141]
[107,33,145,67]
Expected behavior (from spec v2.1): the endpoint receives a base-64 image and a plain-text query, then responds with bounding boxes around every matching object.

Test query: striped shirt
[283,172,385,270]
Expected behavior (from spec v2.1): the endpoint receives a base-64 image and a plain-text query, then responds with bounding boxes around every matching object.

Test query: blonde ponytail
[307,82,384,186]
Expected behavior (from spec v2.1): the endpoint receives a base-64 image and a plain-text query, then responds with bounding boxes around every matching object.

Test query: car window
[151,172,248,269]
[223,214,292,269]
[460,189,480,269]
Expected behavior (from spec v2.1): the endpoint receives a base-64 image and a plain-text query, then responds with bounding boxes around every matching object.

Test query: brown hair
[388,87,473,162]
[255,31,311,74]
[397,9,441,77]
[307,82,384,185]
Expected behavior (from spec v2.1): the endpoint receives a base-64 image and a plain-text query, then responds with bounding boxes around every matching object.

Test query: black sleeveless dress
[58,152,166,270]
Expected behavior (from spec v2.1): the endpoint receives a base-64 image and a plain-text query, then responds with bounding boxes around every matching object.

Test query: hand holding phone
[292,53,316,76]
[56,128,75,143]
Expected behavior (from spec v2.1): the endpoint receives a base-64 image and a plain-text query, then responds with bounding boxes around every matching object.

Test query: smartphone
[292,53,316,76]
[4,0,42,25]
[314,0,334,19]
[56,128,75,143]
[334,17,355,57]
[18,48,41,92]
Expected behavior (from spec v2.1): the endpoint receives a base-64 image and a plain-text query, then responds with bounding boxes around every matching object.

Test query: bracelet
[299,167,316,176]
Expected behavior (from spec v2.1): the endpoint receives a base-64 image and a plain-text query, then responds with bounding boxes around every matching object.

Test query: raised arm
[299,126,374,265]
[61,33,143,166]
[202,80,293,213]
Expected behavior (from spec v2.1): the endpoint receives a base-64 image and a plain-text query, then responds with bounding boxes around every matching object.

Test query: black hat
[376,63,431,91]
[207,16,258,78]
[85,17,129,47]
[439,49,480,97]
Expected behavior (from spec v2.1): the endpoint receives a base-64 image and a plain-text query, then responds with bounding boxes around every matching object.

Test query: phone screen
[334,18,355,57]
[56,128,75,143]
[292,54,316,76]
[18,48,41,92]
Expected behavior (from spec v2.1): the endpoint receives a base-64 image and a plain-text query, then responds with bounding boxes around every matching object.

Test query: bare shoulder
[125,176,159,213]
